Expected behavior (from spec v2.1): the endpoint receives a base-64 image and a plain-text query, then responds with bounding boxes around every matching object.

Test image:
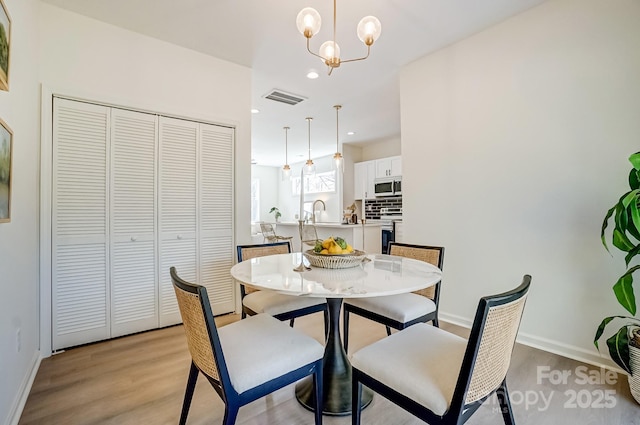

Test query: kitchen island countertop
[273,222,382,253]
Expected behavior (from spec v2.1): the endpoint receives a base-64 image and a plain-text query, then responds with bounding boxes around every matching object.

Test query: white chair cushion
[345,293,436,323]
[218,314,324,393]
[351,323,466,416]
[243,291,326,316]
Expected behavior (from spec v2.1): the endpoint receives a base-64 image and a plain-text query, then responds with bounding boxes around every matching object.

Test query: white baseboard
[6,350,41,425]
[439,312,626,375]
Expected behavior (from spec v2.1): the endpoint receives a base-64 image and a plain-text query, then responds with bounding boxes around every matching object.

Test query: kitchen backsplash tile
[364,197,402,220]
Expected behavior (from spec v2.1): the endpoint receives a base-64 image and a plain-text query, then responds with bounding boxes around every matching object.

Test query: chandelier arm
[338,45,371,64]
[306,38,329,61]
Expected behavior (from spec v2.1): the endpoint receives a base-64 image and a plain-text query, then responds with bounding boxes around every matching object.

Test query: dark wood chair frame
[170,267,324,425]
[343,242,444,352]
[352,275,532,425]
[236,242,329,332]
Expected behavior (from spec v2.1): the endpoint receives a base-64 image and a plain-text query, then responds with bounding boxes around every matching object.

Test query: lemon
[328,244,342,254]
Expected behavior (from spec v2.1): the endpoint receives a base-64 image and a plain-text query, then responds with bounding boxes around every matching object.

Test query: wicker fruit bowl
[303,249,368,269]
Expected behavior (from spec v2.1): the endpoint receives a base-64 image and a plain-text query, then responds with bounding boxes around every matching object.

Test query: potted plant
[594,152,640,403]
[269,207,282,223]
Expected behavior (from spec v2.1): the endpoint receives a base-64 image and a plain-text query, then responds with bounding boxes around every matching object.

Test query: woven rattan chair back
[389,243,443,300]
[351,275,531,425]
[171,268,221,383]
[464,293,528,404]
[301,225,321,248]
[237,242,291,294]
[452,275,531,412]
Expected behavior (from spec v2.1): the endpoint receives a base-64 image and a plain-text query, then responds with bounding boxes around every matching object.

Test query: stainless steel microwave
[374,177,401,197]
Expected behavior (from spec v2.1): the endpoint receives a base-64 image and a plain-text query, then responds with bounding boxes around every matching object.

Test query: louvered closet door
[199,123,235,314]
[159,116,198,326]
[52,98,110,350]
[110,108,158,337]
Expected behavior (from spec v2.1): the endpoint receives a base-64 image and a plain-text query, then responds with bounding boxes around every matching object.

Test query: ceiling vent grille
[264,89,306,106]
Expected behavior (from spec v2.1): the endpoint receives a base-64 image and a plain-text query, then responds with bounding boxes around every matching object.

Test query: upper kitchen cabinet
[375,156,402,178]
[354,160,376,200]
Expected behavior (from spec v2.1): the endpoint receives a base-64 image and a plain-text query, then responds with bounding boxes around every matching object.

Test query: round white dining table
[230,252,442,416]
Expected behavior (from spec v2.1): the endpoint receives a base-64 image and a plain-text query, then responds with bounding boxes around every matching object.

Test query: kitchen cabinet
[375,156,402,178]
[354,160,376,200]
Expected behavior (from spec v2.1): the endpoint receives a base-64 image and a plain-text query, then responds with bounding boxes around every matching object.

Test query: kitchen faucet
[312,199,326,224]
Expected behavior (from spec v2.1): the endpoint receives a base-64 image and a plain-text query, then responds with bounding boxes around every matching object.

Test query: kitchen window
[292,170,336,195]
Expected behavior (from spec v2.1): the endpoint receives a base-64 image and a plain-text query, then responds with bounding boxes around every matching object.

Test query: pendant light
[282,126,291,180]
[333,105,343,172]
[304,117,316,175]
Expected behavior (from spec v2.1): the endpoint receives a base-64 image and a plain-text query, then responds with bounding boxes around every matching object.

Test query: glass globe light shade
[296,8,322,38]
[282,164,291,180]
[357,16,382,46]
[319,40,341,62]
[333,152,344,172]
[304,159,316,176]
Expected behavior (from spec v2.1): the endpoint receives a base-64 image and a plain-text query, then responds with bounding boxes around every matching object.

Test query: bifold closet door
[52,98,110,350]
[110,108,159,337]
[199,123,235,314]
[158,116,198,326]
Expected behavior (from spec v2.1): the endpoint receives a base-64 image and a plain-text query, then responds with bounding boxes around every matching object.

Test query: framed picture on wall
[0,0,10,91]
[0,118,12,223]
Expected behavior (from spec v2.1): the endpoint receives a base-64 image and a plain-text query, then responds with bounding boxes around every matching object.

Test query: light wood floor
[19,313,639,425]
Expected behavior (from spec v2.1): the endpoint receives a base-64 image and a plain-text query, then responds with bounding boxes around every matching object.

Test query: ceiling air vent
[263,89,306,106]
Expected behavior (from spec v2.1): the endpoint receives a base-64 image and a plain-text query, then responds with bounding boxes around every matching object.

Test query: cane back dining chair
[301,224,322,249]
[236,242,328,332]
[170,267,324,425]
[260,223,293,246]
[351,275,531,425]
[343,242,444,352]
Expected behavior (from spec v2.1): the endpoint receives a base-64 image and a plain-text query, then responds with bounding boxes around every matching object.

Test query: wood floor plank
[19,313,639,424]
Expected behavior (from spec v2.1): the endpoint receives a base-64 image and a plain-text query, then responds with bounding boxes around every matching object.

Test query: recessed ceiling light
[306,71,319,79]
[251,109,260,114]
[347,131,355,136]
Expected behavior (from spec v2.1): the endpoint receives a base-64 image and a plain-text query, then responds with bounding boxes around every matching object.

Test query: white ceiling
[41,0,546,167]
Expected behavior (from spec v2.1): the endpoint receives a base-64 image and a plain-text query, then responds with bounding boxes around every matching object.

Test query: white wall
[251,164,279,222]
[400,0,640,368]
[361,136,401,161]
[36,4,252,351]
[38,2,252,235]
[0,1,41,424]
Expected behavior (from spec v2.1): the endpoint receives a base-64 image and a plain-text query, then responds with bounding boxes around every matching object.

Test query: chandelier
[296,0,382,75]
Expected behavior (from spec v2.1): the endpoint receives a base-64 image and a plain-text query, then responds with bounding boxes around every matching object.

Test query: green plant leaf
[621,189,639,208]
[624,244,640,267]
[602,205,616,252]
[594,316,628,349]
[629,152,640,171]
[627,212,640,241]
[629,169,640,190]
[614,200,629,235]
[606,327,631,374]
[631,194,640,236]
[613,228,634,252]
[612,265,640,315]
[595,316,640,349]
